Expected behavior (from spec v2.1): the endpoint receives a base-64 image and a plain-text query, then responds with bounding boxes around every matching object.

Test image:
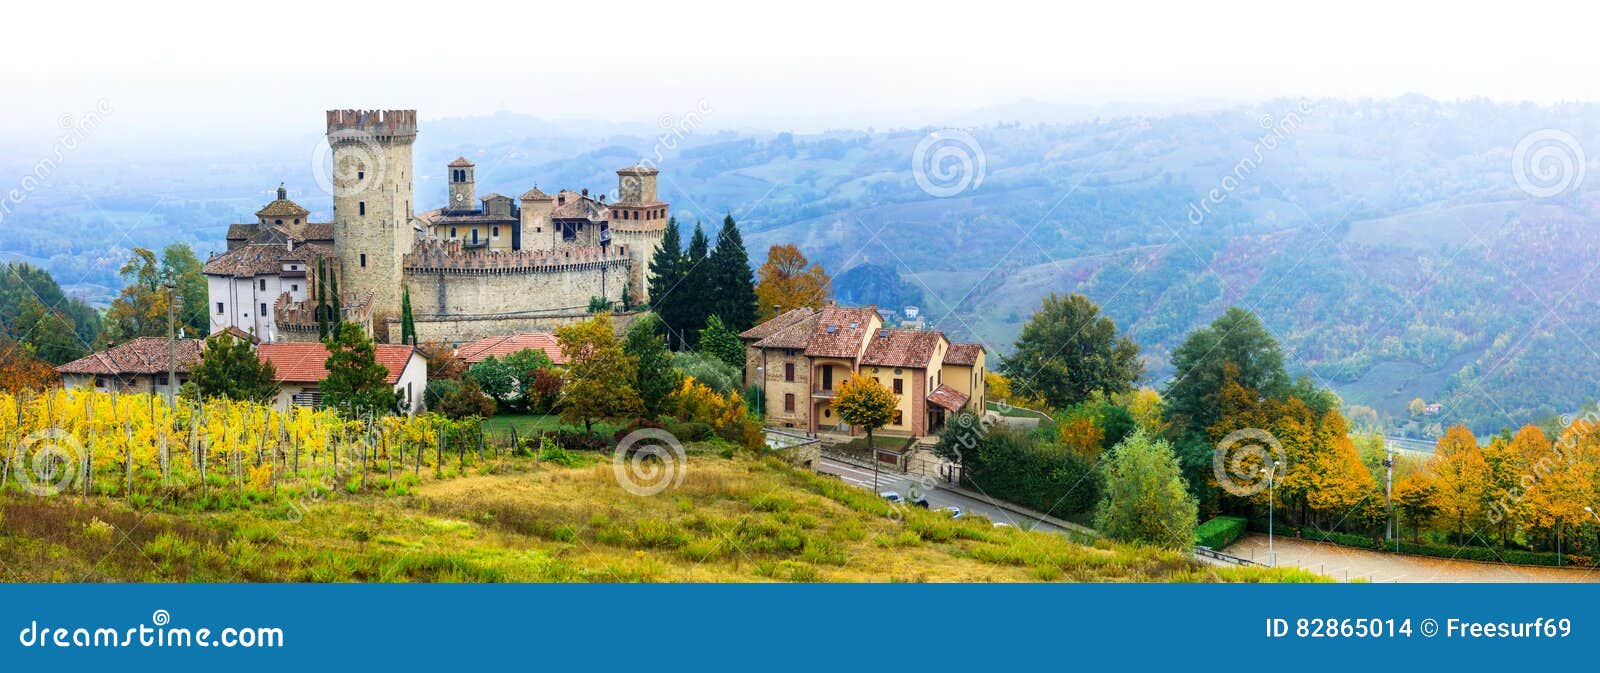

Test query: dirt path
[1226,533,1600,583]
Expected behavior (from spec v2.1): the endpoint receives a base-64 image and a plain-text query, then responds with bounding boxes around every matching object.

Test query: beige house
[740,305,986,437]
[56,337,204,396]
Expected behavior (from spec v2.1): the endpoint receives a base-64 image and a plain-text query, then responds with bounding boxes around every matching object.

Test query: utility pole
[1383,443,1396,546]
[165,282,177,405]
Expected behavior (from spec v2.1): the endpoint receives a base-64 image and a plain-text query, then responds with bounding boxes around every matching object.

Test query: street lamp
[1261,462,1281,567]
[164,282,178,405]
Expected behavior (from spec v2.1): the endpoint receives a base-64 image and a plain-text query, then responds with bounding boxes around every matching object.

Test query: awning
[926,385,970,412]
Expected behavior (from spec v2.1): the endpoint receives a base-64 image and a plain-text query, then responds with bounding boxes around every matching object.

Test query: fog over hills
[5,95,1599,435]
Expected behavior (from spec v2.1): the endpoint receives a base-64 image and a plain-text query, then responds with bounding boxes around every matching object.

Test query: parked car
[993,522,1011,528]
[940,506,963,519]
[880,491,902,502]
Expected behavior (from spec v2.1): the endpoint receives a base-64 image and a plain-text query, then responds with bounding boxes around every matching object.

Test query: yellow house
[740,305,985,437]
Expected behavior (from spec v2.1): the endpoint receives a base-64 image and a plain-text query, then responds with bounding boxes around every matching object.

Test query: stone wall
[610,226,664,304]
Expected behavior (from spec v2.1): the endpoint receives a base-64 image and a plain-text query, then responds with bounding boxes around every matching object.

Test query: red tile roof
[56,337,204,376]
[927,385,970,412]
[456,332,567,365]
[861,329,945,369]
[943,343,985,366]
[740,307,818,341]
[448,156,475,167]
[803,306,880,359]
[257,342,417,384]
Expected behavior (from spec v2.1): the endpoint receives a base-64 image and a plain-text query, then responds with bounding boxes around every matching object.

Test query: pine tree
[707,214,758,333]
[321,322,397,417]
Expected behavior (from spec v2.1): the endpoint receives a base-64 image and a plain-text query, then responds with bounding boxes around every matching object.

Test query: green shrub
[1194,516,1247,549]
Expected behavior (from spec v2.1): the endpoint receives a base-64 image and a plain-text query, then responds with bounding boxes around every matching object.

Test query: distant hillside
[9,97,1600,434]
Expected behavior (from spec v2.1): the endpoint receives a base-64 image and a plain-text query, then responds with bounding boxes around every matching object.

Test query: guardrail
[1194,546,1262,566]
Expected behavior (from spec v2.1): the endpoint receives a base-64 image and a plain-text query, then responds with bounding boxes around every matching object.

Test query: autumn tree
[1520,423,1593,554]
[834,375,898,452]
[189,332,278,404]
[105,244,208,342]
[556,313,642,432]
[755,243,831,319]
[1003,293,1142,410]
[0,340,59,394]
[1164,307,1290,438]
[1392,472,1440,543]
[320,322,398,417]
[1094,429,1197,550]
[1427,425,1490,543]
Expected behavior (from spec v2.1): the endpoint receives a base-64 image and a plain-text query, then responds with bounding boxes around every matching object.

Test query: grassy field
[0,449,1322,583]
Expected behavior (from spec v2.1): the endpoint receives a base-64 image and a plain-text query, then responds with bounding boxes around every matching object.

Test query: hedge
[1297,528,1595,568]
[1195,516,1247,549]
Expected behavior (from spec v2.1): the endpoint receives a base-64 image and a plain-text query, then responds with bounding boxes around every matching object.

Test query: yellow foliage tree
[754,244,831,320]
[1427,425,1490,541]
[833,376,898,451]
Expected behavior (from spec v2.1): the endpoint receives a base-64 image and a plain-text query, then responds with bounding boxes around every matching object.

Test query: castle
[205,109,666,344]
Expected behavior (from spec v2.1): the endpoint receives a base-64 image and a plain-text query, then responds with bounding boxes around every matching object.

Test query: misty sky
[3,0,1598,143]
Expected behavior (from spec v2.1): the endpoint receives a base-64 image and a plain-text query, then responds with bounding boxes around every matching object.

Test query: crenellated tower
[326,109,417,342]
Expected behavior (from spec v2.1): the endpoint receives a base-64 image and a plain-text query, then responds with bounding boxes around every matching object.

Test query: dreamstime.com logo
[14,428,84,497]
[17,609,284,649]
[612,429,686,496]
[912,129,986,198]
[1212,428,1285,497]
[1512,129,1586,198]
[311,128,389,199]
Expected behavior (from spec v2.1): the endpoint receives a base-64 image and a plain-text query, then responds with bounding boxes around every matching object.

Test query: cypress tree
[316,259,330,340]
[647,217,685,346]
[681,222,712,347]
[708,214,758,332]
[400,286,416,345]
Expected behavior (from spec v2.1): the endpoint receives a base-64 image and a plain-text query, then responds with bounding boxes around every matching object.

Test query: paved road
[815,457,1076,536]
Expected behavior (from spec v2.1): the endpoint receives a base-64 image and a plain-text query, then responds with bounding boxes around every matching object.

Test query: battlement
[275,290,375,331]
[325,109,417,139]
[405,239,631,275]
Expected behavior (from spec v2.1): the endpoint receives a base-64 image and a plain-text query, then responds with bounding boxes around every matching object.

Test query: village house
[455,331,567,366]
[740,305,986,438]
[256,342,426,415]
[55,337,204,396]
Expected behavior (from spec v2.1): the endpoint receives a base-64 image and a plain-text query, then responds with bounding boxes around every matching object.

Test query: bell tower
[448,157,476,212]
[326,109,416,342]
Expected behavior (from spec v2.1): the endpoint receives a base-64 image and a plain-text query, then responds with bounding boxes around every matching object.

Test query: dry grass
[0,452,1321,583]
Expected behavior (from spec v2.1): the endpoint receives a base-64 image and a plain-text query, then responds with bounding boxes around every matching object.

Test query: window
[275,219,283,225]
[893,378,903,394]
[359,202,366,216]
[450,227,457,237]
[784,363,794,381]
[492,226,499,237]
[784,393,795,412]
[216,302,224,314]
[893,410,903,425]
[291,284,299,292]
[260,303,267,316]
[358,170,365,180]
[360,253,367,268]
[472,229,479,244]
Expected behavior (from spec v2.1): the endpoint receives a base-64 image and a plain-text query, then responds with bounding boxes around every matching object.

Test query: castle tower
[448,157,476,212]
[609,165,668,305]
[326,109,417,342]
